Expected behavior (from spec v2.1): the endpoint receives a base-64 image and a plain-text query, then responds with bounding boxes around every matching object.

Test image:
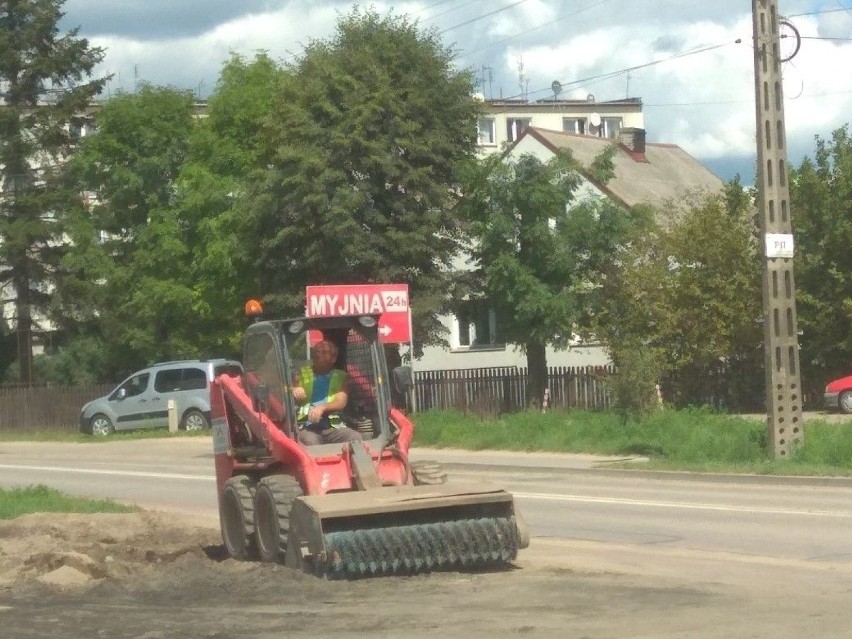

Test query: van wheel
[89,414,114,437]
[181,409,209,432]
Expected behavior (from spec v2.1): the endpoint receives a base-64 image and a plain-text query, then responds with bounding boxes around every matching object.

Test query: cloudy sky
[59,0,852,183]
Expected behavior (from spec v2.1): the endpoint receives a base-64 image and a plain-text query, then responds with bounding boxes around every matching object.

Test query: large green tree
[461,148,642,406]
[790,125,852,393]
[0,0,106,382]
[247,8,480,351]
[594,180,763,409]
[173,52,286,354]
[60,85,198,373]
[59,57,285,380]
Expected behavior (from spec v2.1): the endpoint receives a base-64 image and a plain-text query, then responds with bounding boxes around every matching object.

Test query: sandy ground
[2,510,852,638]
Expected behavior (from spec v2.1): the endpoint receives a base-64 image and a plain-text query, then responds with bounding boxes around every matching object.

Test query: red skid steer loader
[210,304,528,578]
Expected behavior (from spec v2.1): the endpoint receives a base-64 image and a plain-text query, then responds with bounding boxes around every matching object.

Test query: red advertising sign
[305,284,411,344]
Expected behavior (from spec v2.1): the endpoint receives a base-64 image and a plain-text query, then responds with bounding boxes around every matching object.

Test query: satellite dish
[586,93,595,102]
[551,80,562,99]
[589,112,602,127]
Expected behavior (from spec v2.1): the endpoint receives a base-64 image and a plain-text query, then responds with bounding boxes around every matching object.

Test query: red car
[824,375,852,414]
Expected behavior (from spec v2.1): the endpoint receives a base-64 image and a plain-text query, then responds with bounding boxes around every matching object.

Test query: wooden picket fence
[414,365,614,414]
[0,365,614,432]
[0,383,113,433]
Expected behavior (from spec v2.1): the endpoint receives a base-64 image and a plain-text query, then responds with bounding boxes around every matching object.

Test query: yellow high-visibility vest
[296,366,347,424]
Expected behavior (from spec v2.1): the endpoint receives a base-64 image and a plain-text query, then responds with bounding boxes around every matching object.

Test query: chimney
[619,127,646,154]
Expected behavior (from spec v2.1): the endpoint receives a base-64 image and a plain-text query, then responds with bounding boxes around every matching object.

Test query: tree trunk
[14,275,33,385]
[525,341,547,410]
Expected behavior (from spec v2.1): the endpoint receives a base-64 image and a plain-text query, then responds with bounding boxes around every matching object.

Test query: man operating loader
[292,339,362,445]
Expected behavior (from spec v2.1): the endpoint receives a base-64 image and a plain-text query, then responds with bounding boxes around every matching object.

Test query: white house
[415,123,726,371]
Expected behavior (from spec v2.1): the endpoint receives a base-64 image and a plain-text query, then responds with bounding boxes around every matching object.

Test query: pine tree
[0,0,106,381]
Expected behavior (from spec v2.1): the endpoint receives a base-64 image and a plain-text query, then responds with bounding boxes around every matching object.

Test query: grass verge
[0,484,138,519]
[3,408,851,476]
[412,407,852,476]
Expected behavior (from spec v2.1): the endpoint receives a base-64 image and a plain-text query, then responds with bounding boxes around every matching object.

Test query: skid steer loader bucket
[286,483,529,579]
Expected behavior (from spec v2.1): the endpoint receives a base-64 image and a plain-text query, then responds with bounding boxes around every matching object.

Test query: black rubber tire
[180,408,209,431]
[254,474,304,564]
[410,460,448,485]
[220,475,257,561]
[89,413,114,437]
[840,390,852,415]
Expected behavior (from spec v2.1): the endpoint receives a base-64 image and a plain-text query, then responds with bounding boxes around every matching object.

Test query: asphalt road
[4,438,852,637]
[2,438,852,564]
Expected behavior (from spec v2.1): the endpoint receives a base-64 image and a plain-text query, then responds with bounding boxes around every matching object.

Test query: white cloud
[490,0,557,37]
[63,0,852,179]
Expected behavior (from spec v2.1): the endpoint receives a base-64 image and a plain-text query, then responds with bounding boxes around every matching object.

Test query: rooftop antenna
[551,80,563,100]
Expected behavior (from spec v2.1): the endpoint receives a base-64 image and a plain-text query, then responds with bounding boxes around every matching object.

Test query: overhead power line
[463,0,616,56]
[502,37,743,101]
[421,0,481,23]
[643,87,852,108]
[801,35,852,41]
[439,0,530,35]
[786,6,851,18]
[416,0,456,12]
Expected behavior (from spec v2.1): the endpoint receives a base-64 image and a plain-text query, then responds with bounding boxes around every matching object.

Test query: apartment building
[476,96,645,153]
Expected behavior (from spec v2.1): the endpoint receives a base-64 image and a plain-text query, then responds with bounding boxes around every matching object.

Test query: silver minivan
[79,359,243,436]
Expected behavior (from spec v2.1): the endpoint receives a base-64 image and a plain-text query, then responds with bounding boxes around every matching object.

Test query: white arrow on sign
[378,325,392,336]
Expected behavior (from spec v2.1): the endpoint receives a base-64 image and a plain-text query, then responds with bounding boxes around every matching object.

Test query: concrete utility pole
[751,0,803,459]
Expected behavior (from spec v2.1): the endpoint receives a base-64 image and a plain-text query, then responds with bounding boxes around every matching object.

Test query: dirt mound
[0,511,223,592]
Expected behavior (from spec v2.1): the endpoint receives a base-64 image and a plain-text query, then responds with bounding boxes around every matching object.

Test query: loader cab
[241,314,392,447]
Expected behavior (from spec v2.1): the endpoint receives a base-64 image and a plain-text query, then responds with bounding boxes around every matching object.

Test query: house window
[69,119,83,141]
[477,117,496,145]
[563,117,586,135]
[454,301,502,349]
[68,117,95,141]
[506,117,531,142]
[600,117,622,139]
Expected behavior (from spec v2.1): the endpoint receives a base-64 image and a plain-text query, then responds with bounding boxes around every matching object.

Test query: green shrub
[606,341,664,420]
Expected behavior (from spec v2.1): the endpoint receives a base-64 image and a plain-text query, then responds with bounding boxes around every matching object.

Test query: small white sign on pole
[765,233,794,258]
